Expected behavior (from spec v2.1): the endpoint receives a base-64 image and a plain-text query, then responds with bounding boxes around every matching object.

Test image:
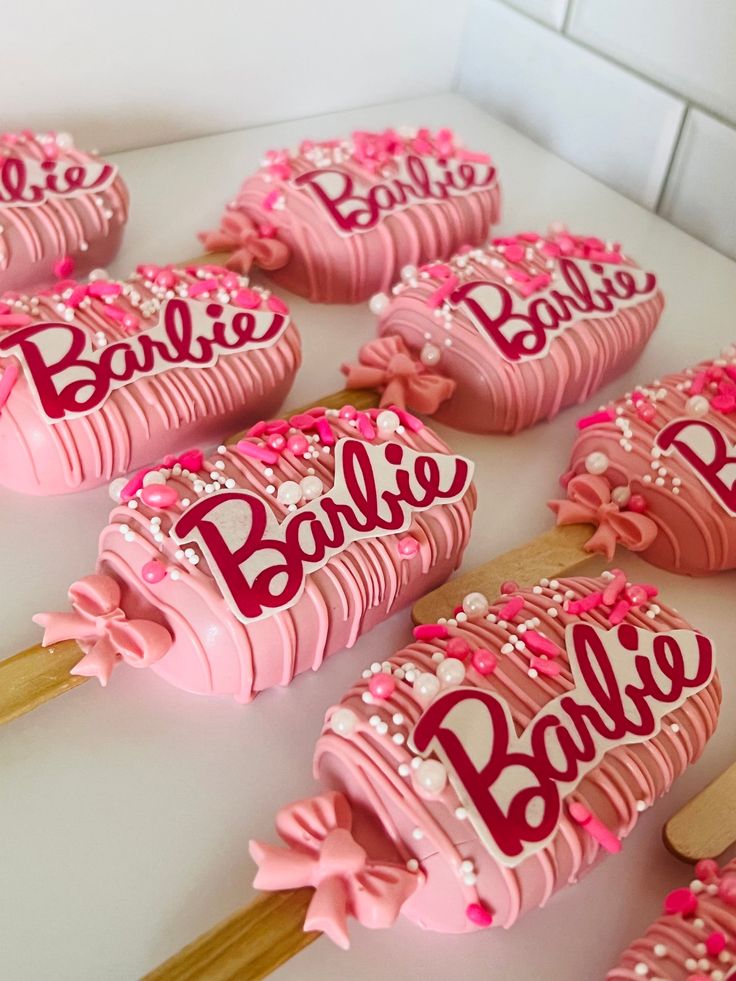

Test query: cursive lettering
[656,418,736,515]
[0,155,116,207]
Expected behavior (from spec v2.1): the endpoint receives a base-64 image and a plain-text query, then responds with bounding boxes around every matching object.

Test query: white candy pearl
[108,477,128,502]
[88,267,110,281]
[330,707,358,736]
[414,759,447,796]
[611,485,631,507]
[300,475,323,500]
[376,409,401,435]
[369,292,389,315]
[686,395,709,417]
[277,480,302,505]
[585,451,609,476]
[142,470,166,486]
[462,591,489,617]
[437,657,465,687]
[55,132,74,150]
[420,342,441,367]
[400,264,417,283]
[414,672,441,702]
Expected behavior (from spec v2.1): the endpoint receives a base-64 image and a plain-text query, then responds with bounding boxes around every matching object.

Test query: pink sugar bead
[140,484,179,510]
[267,295,289,315]
[500,580,518,595]
[141,560,167,584]
[718,874,736,906]
[287,433,309,455]
[397,536,419,559]
[369,672,396,700]
[706,931,727,956]
[471,648,497,676]
[233,288,261,309]
[465,902,493,928]
[663,887,698,916]
[267,433,286,452]
[179,449,204,472]
[446,637,471,660]
[627,494,648,513]
[413,624,449,641]
[695,858,720,882]
[636,401,656,422]
[53,255,75,279]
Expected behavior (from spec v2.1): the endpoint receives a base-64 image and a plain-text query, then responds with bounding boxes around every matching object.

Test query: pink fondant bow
[34,574,171,686]
[199,211,290,275]
[548,474,658,559]
[342,336,455,415]
[250,791,420,949]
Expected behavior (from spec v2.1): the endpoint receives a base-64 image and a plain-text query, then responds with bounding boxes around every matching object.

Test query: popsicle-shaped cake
[343,229,663,431]
[0,130,128,291]
[200,127,501,303]
[35,405,476,699]
[251,571,720,946]
[552,349,736,575]
[0,264,301,494]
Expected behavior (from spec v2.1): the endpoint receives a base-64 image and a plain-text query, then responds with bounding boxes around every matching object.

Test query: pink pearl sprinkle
[718,874,736,906]
[695,858,720,882]
[446,637,471,660]
[663,887,698,916]
[706,931,726,956]
[267,433,286,452]
[465,902,493,928]
[53,255,75,279]
[140,484,179,510]
[471,648,497,675]
[286,433,309,455]
[398,536,419,559]
[636,401,656,422]
[369,672,396,700]
[141,560,166,584]
[627,494,648,513]
[500,580,518,595]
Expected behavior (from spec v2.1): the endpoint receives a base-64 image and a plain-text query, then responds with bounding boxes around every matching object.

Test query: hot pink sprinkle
[413,624,449,641]
[369,672,396,700]
[567,592,604,615]
[569,801,621,854]
[428,275,459,309]
[188,278,219,298]
[53,255,75,279]
[465,902,493,927]
[141,560,167,584]
[262,190,281,210]
[356,412,376,440]
[498,596,524,620]
[267,295,289,315]
[627,494,648,514]
[398,536,420,559]
[314,417,335,446]
[663,887,698,916]
[178,449,204,472]
[706,931,727,956]
[602,569,627,605]
[608,600,632,626]
[88,280,122,298]
[446,637,471,660]
[525,630,560,658]
[471,648,497,675]
[286,433,309,456]
[421,263,452,279]
[695,858,720,882]
[233,288,262,309]
[140,484,179,510]
[636,401,657,422]
[236,439,279,465]
[393,407,423,432]
[577,409,614,430]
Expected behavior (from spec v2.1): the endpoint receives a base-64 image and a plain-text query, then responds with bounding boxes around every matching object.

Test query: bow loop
[250,791,421,948]
[549,474,658,560]
[33,574,172,686]
[342,336,455,415]
[199,210,290,274]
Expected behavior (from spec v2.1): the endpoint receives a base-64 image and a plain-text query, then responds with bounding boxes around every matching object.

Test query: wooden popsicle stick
[412,522,596,625]
[141,888,320,981]
[0,388,379,729]
[140,532,600,981]
[664,761,736,863]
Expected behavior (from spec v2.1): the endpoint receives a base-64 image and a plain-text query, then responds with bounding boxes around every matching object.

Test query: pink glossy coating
[251,572,720,945]
[199,128,501,303]
[554,349,736,574]
[141,560,166,584]
[354,229,663,433]
[607,860,736,979]
[0,265,301,494]
[36,409,476,700]
[0,132,128,292]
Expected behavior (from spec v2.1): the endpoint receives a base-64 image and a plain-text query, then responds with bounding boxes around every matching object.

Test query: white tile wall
[0,0,470,154]
[456,0,736,259]
[457,0,684,208]
[502,0,569,29]
[568,0,736,124]
[660,110,736,261]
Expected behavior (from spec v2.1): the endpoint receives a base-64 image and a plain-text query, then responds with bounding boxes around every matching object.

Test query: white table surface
[2,93,736,981]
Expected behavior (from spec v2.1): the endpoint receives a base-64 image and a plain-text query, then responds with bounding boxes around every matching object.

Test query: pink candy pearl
[267,433,286,452]
[287,433,309,455]
[53,255,74,279]
[369,672,396,700]
[398,536,419,559]
[500,580,518,595]
[446,637,471,660]
[471,648,497,675]
[141,560,166,584]
[706,931,727,956]
[627,494,648,513]
[663,887,698,916]
[625,585,649,606]
[718,874,736,906]
[465,902,493,927]
[695,858,719,882]
[267,295,289,315]
[636,401,656,422]
[140,484,179,510]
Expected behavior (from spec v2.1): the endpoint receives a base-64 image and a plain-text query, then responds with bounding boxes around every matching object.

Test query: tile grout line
[654,103,690,214]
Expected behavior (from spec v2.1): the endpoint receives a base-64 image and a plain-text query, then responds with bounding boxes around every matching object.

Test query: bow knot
[250,791,420,948]
[342,336,455,415]
[198,210,290,275]
[34,574,172,686]
[548,474,658,559]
